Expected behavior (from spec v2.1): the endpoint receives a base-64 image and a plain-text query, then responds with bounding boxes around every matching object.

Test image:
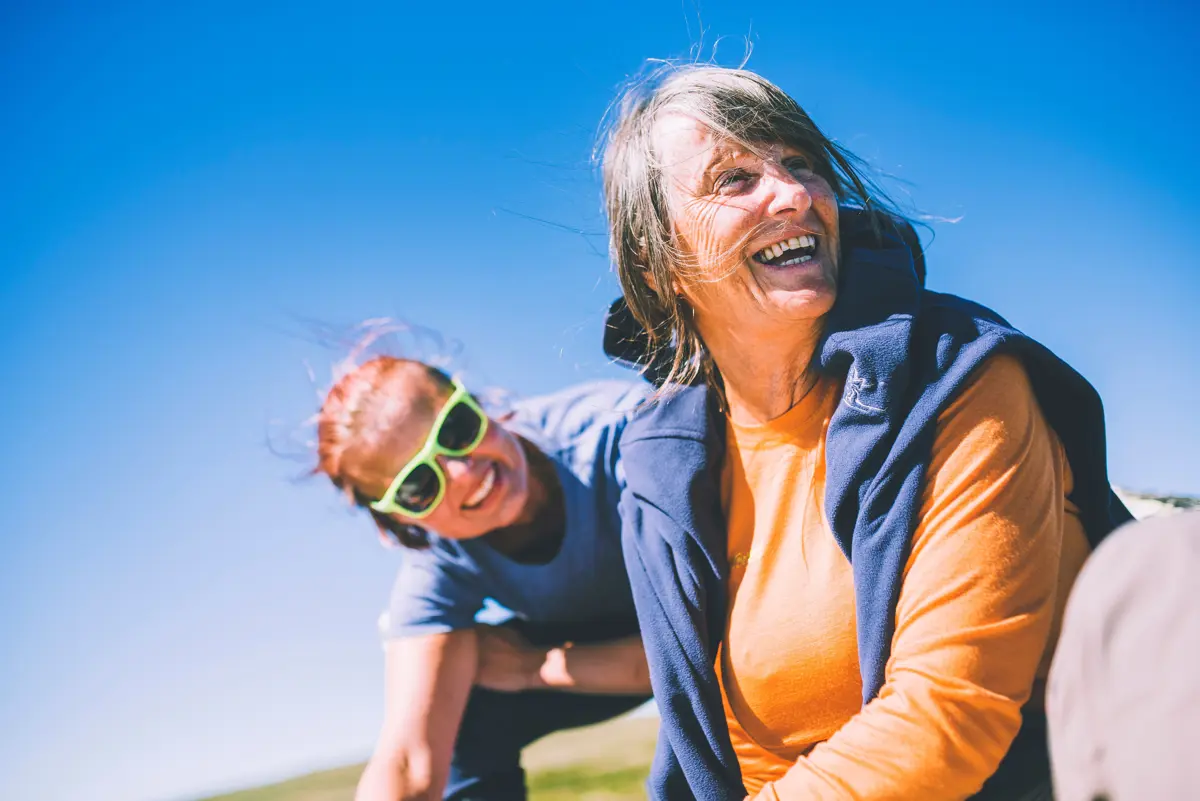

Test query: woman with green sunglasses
[315,355,653,801]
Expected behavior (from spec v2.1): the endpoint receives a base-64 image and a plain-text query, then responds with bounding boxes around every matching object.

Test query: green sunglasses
[370,378,489,519]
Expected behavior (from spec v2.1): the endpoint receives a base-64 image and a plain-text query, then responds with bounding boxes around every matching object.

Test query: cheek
[808,179,839,223]
[480,428,525,487]
[679,198,753,256]
[682,263,757,323]
[817,194,838,229]
[474,421,506,454]
[490,427,519,460]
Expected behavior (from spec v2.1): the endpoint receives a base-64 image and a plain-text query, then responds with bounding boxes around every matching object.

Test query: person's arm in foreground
[759,355,1069,801]
[475,626,651,695]
[356,630,478,801]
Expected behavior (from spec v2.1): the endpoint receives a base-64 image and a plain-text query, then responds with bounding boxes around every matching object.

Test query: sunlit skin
[654,114,842,423]
[355,376,533,543]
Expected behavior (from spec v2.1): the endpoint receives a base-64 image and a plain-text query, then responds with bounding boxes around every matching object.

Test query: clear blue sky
[2,2,1197,800]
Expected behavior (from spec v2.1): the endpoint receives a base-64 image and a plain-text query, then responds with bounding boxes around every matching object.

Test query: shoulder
[912,291,1023,366]
[948,354,1034,412]
[933,353,1048,466]
[388,539,482,606]
[620,383,715,447]
[398,535,476,572]
[905,292,1095,420]
[892,290,1056,412]
[508,380,652,449]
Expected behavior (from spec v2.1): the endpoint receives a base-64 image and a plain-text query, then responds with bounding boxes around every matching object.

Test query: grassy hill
[198,714,658,801]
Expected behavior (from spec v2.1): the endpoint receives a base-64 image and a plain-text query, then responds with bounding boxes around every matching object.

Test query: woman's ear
[671,275,698,312]
[643,269,661,295]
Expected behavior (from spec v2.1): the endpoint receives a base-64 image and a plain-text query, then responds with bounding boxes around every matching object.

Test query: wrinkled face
[357,378,531,542]
[654,114,841,335]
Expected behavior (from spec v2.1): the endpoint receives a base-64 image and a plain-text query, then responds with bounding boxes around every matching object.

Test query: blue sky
[2,2,1197,800]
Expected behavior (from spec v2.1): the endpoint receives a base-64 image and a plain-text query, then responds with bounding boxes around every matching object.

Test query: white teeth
[464,464,496,508]
[756,234,818,263]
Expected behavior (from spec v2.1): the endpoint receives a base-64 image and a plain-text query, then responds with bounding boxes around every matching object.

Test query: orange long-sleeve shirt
[718,354,1090,800]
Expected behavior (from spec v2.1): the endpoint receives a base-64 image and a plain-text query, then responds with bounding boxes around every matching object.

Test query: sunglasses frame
[369,378,489,519]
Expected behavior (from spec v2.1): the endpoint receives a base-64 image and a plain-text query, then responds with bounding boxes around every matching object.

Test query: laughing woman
[600,65,1131,800]
[314,357,651,801]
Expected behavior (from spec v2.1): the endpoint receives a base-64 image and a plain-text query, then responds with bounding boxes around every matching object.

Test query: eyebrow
[693,144,756,194]
[700,141,749,175]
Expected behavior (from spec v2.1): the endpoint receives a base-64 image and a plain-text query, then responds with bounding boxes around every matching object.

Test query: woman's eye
[715,168,754,193]
[785,156,813,176]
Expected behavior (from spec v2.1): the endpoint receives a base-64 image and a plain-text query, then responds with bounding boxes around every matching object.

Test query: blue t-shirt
[382,380,651,640]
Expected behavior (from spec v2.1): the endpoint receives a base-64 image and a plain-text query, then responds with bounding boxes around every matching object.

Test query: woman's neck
[701,318,825,425]
[483,438,566,564]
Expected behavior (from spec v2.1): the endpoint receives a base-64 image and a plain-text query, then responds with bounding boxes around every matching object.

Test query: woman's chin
[751,260,836,312]
[760,284,837,321]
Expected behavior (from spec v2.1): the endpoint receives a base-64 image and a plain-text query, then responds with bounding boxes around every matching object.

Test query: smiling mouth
[462,462,498,510]
[752,234,819,267]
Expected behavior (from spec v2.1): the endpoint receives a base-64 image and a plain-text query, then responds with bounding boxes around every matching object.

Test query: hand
[474,626,550,692]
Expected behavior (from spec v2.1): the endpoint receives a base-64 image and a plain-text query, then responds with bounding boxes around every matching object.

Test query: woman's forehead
[653,115,725,170]
[656,116,798,171]
[391,379,452,443]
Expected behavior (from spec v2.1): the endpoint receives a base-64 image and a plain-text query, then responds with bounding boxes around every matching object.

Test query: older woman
[600,65,1131,800]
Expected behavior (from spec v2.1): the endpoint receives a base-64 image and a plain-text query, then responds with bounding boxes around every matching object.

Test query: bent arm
[356,630,478,801]
[475,627,651,695]
[536,634,651,694]
[761,355,1075,801]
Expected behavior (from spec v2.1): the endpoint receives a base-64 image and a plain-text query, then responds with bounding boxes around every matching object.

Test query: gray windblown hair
[599,63,904,394]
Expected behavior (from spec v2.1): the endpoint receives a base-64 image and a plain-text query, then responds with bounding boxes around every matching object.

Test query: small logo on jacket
[844,364,884,414]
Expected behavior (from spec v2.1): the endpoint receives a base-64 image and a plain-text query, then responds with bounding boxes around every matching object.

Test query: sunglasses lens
[438,401,484,452]
[396,463,441,514]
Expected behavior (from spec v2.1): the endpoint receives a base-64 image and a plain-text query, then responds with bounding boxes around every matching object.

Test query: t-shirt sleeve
[381,543,488,640]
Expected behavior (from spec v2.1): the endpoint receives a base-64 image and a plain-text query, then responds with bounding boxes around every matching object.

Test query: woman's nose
[439,454,475,483]
[763,165,812,218]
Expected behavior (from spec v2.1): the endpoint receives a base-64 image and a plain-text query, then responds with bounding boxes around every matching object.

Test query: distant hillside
[1115,488,1199,519]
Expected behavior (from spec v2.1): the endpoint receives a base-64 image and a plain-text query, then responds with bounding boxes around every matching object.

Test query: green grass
[199,764,364,801]
[526,764,652,800]
[196,714,658,801]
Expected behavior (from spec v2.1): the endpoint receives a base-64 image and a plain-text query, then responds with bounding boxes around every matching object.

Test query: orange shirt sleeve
[756,354,1068,801]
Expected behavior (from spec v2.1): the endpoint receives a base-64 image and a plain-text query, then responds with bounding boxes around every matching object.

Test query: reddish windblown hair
[314,355,453,549]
